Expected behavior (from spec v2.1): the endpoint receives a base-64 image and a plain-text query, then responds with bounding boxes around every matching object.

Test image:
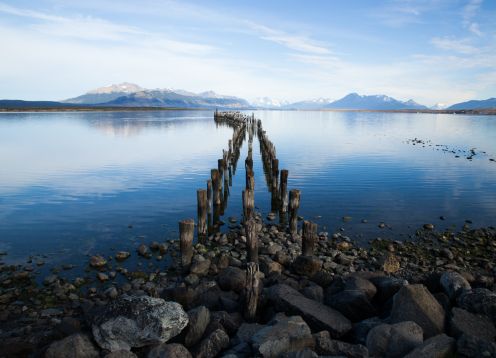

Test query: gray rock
[457,288,496,323]
[352,317,383,345]
[190,257,211,276]
[45,334,99,358]
[390,284,446,338]
[251,314,314,358]
[344,276,377,300]
[301,284,324,303]
[184,306,210,347]
[234,322,265,344]
[279,348,319,358]
[456,333,496,358]
[449,307,496,342]
[292,256,322,277]
[194,328,230,358]
[314,330,368,358]
[368,276,408,304]
[138,244,151,258]
[267,284,352,338]
[440,271,471,300]
[105,350,137,358]
[326,290,376,322]
[403,334,455,358]
[217,267,246,293]
[366,321,423,358]
[147,343,192,358]
[92,295,188,351]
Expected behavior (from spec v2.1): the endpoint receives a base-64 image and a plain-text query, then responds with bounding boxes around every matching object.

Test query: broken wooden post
[245,218,258,263]
[197,189,207,239]
[280,170,289,212]
[246,168,255,191]
[242,189,254,221]
[289,189,301,235]
[211,169,221,206]
[302,220,318,256]
[271,158,279,193]
[179,219,195,269]
[206,179,212,214]
[244,262,260,321]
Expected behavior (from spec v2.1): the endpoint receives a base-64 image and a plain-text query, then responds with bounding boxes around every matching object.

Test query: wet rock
[105,350,137,358]
[301,284,323,303]
[251,314,314,358]
[382,253,400,274]
[366,321,423,358]
[440,271,471,300]
[43,274,58,285]
[184,274,199,286]
[217,266,246,293]
[115,251,130,261]
[260,256,283,276]
[210,310,243,336]
[184,306,210,347]
[352,317,383,345]
[369,276,408,304]
[313,330,368,357]
[403,334,455,358]
[45,333,99,358]
[423,223,435,230]
[267,284,351,337]
[457,288,496,323]
[97,272,109,282]
[194,328,229,358]
[390,284,446,338]
[147,343,192,358]
[90,255,107,268]
[449,307,496,341]
[92,295,188,351]
[326,289,376,322]
[456,333,496,358]
[279,348,318,358]
[292,256,322,277]
[190,257,211,277]
[138,244,151,258]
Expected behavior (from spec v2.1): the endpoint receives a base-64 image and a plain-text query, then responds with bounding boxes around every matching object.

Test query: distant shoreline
[0,106,495,115]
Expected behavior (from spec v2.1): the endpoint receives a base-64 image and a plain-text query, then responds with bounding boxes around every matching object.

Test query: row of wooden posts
[178,111,317,320]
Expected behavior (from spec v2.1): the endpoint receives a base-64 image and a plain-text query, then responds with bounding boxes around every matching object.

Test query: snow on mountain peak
[88,82,143,94]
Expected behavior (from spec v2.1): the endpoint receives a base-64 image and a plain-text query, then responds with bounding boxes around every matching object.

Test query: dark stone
[267,284,352,338]
[105,350,137,358]
[449,307,496,342]
[147,343,192,358]
[45,334,99,358]
[326,290,377,322]
[217,267,246,293]
[440,271,471,300]
[210,311,243,336]
[366,321,423,358]
[292,256,322,277]
[301,284,323,303]
[184,306,210,347]
[369,276,408,304]
[403,334,455,358]
[194,328,230,358]
[351,317,383,345]
[390,284,446,338]
[313,330,368,358]
[456,334,496,358]
[457,288,496,323]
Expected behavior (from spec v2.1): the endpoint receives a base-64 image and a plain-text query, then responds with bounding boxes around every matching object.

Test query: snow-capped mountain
[283,98,334,110]
[325,93,428,110]
[87,82,144,94]
[251,97,290,109]
[65,82,144,104]
[431,103,448,110]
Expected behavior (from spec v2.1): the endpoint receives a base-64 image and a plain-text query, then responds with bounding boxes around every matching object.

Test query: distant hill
[282,98,334,110]
[325,93,428,110]
[0,100,77,108]
[64,82,144,104]
[448,98,496,110]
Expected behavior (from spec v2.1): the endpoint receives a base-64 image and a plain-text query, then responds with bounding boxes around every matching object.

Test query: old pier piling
[179,218,195,269]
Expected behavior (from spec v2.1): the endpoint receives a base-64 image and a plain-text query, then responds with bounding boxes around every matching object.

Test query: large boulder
[147,343,192,358]
[369,276,408,304]
[267,284,352,337]
[366,321,423,358]
[403,334,455,358]
[456,333,496,358]
[91,295,188,351]
[449,307,496,342]
[105,350,137,358]
[184,306,210,347]
[251,314,314,357]
[457,288,496,323]
[45,334,99,358]
[190,257,211,277]
[194,328,230,358]
[313,330,368,358]
[326,289,376,322]
[217,267,246,293]
[390,284,446,338]
[439,271,471,300]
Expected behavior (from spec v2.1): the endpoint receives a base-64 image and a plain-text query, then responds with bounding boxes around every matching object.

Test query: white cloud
[431,37,478,54]
[462,0,484,36]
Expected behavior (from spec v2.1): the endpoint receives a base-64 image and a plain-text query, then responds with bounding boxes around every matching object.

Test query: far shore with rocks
[1,215,495,357]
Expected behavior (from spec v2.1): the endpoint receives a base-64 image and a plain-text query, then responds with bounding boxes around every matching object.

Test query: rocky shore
[1,215,495,357]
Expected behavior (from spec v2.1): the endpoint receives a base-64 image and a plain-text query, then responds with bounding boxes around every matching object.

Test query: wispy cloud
[462,0,484,36]
[245,21,331,55]
[431,37,479,54]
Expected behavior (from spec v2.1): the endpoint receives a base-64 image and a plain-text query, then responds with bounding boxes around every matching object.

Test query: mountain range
[1,82,494,110]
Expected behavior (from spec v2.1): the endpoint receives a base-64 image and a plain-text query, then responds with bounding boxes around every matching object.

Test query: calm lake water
[0,110,495,274]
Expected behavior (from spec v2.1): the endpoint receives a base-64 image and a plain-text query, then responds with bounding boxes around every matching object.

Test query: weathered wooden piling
[280,170,289,213]
[289,189,301,235]
[242,189,255,221]
[211,169,221,206]
[179,219,195,268]
[302,220,318,256]
[197,190,207,239]
[271,158,279,193]
[206,179,212,214]
[244,262,260,321]
[246,168,255,191]
[245,218,258,263]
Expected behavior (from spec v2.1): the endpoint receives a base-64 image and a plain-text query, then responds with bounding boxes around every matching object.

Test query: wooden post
[242,189,254,221]
[289,189,301,235]
[246,168,255,191]
[302,221,317,256]
[271,159,279,193]
[280,170,289,212]
[179,219,195,269]
[211,169,221,206]
[206,179,212,214]
[245,262,260,321]
[245,218,258,263]
[197,189,207,239]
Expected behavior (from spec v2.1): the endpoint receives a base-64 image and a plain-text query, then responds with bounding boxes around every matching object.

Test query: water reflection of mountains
[85,110,214,136]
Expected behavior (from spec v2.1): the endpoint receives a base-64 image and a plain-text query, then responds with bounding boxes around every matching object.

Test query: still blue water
[0,110,495,272]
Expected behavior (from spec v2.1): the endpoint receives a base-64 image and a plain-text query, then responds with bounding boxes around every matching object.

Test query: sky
[0,0,495,106]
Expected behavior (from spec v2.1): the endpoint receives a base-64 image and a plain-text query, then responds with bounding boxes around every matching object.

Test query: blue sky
[0,0,494,106]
